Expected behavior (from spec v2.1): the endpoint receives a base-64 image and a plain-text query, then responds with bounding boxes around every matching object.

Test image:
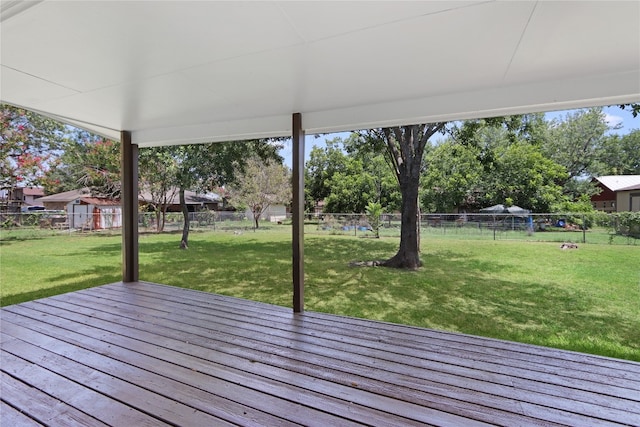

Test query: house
[0,186,45,212]
[18,187,45,209]
[38,188,122,230]
[244,204,288,223]
[139,189,222,213]
[39,188,223,229]
[591,176,640,212]
[37,188,92,211]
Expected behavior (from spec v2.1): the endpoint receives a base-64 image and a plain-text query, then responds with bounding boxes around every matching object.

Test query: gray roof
[37,188,92,203]
[138,189,221,205]
[594,176,640,192]
[40,188,221,205]
[618,183,640,192]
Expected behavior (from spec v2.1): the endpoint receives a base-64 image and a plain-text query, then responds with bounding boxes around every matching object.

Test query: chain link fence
[2,210,638,245]
[0,210,282,239]
[307,212,640,245]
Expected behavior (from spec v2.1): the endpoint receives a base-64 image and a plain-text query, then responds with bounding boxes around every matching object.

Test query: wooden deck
[1,282,639,426]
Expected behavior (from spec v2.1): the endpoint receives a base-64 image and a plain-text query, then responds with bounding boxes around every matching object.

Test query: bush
[612,211,640,238]
[365,202,383,238]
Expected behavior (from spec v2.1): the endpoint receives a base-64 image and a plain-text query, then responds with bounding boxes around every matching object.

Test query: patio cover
[1,1,639,146]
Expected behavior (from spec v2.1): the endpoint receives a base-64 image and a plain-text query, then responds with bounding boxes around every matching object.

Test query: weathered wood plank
[1,347,168,426]
[125,281,640,390]
[83,284,640,422]
[1,324,323,427]
[8,290,636,424]
[0,400,43,427]
[113,281,640,374]
[2,281,639,427]
[3,334,249,425]
[68,286,640,405]
[126,281,640,377]
[2,309,483,427]
[1,314,401,427]
[1,371,108,427]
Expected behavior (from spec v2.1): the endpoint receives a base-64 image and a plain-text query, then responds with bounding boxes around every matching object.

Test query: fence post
[493,215,496,241]
[582,214,586,244]
[354,215,357,237]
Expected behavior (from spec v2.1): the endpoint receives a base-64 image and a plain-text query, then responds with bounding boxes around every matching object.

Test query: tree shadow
[2,265,121,306]
[4,234,638,360]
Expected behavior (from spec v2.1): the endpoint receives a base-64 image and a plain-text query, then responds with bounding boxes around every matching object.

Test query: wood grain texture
[2,281,639,426]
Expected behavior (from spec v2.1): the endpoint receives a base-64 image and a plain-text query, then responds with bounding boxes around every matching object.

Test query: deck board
[1,400,44,427]
[1,281,639,426]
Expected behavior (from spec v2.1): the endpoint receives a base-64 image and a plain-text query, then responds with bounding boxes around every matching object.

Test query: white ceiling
[1,1,639,147]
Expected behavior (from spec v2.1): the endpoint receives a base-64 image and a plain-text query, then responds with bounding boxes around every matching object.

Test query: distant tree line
[305,108,640,215]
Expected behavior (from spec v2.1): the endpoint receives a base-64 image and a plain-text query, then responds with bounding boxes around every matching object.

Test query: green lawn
[1,229,639,361]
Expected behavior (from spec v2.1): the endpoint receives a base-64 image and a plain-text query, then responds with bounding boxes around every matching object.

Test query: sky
[278,105,639,168]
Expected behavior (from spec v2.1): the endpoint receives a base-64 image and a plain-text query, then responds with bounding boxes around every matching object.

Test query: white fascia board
[303,71,640,135]
[134,70,639,147]
[134,114,293,147]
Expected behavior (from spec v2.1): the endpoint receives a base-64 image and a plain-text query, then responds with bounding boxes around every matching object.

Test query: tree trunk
[179,187,189,249]
[253,207,260,229]
[160,206,167,232]
[379,124,445,270]
[155,210,162,232]
[382,177,421,269]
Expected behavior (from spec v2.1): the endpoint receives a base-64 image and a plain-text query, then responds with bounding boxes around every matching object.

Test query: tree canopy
[308,108,634,218]
[140,140,282,247]
[305,135,400,214]
[1,104,66,192]
[227,156,291,229]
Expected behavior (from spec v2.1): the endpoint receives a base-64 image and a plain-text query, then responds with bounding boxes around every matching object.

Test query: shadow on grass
[1,265,121,307]
[304,242,640,361]
[4,234,638,360]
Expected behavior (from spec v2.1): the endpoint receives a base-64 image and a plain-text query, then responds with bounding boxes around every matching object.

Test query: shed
[38,189,122,229]
[69,197,122,230]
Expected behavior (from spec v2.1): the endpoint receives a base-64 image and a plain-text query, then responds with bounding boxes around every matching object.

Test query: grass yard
[1,229,639,361]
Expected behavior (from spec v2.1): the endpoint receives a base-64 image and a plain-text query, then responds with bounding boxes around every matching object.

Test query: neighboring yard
[1,229,639,361]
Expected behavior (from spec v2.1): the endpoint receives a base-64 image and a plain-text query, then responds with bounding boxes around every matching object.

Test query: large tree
[305,135,400,214]
[161,140,281,248]
[595,130,640,176]
[138,147,179,232]
[45,130,121,196]
[361,124,447,269]
[543,108,609,198]
[422,119,568,213]
[482,141,566,212]
[304,138,349,212]
[227,157,290,229]
[421,140,484,212]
